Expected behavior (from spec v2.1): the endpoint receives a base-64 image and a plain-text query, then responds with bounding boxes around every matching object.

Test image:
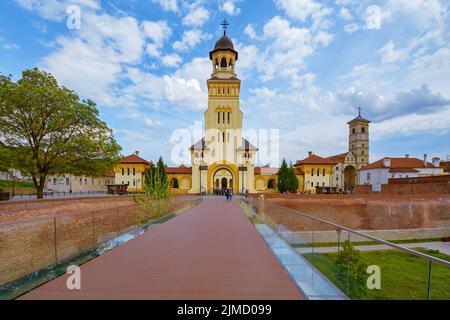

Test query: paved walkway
[20,200,302,300]
[296,242,450,255]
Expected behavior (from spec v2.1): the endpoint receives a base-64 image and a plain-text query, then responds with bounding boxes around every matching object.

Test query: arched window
[223,132,225,143]
[220,57,227,68]
[317,169,320,176]
[311,168,314,176]
[127,168,130,176]
[121,168,124,176]
[133,168,136,176]
[323,169,326,176]
[352,128,356,134]
[228,112,230,124]
[170,178,179,189]
[223,112,225,123]
[268,179,275,189]
[218,112,220,124]
[362,127,366,133]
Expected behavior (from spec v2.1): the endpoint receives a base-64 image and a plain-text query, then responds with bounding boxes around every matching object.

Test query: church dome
[214,34,235,51]
[210,33,238,60]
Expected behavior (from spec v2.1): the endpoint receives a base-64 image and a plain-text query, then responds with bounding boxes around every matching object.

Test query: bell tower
[348,107,371,169]
[189,21,257,195]
[204,20,243,162]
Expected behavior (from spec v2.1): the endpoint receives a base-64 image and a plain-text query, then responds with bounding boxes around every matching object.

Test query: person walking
[225,189,230,202]
[229,190,233,202]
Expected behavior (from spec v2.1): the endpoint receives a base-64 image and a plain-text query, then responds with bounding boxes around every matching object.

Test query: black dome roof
[209,33,238,60]
[214,34,235,50]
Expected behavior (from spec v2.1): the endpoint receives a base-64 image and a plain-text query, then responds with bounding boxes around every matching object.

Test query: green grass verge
[0,180,34,188]
[303,249,450,300]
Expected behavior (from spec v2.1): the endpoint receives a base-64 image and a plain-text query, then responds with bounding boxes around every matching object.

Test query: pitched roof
[389,168,420,173]
[190,138,209,151]
[105,171,116,178]
[361,157,435,171]
[237,138,258,151]
[166,165,192,174]
[347,114,371,125]
[326,153,348,163]
[120,154,150,165]
[295,154,338,166]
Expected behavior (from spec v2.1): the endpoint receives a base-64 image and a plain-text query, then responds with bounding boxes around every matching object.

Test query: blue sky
[1,0,449,165]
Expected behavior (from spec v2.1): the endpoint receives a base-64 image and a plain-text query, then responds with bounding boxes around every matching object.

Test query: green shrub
[334,240,368,299]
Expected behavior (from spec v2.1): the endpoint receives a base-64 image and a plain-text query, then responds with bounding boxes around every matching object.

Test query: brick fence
[355,176,450,195]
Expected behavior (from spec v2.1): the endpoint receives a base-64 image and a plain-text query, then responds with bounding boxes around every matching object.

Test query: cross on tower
[358,106,362,117]
[221,19,229,35]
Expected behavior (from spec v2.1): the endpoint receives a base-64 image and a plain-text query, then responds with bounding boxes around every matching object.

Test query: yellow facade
[296,163,334,194]
[114,162,148,192]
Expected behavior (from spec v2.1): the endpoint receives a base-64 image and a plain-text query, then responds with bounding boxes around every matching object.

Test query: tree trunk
[33,175,46,199]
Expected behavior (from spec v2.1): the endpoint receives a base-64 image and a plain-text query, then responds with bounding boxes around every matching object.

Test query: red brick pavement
[20,199,303,300]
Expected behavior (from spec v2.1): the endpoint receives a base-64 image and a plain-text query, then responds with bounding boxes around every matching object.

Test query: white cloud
[182,6,209,27]
[244,24,257,39]
[219,0,241,16]
[15,0,101,21]
[372,106,450,140]
[173,29,211,51]
[274,0,333,31]
[339,7,353,21]
[261,16,315,82]
[161,53,182,68]
[313,31,333,46]
[144,116,162,128]
[344,23,359,34]
[142,20,172,47]
[0,36,20,50]
[151,0,179,13]
[377,40,408,64]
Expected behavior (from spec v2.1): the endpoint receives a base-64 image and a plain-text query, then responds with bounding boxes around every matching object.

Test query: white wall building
[359,155,445,186]
[45,174,115,193]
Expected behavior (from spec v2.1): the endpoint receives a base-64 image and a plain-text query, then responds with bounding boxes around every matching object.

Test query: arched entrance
[344,166,356,191]
[213,168,234,194]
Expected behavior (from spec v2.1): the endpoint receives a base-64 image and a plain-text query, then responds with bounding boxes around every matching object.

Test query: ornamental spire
[221,19,229,36]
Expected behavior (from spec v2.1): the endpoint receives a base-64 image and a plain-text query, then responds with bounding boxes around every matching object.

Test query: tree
[0,69,121,198]
[277,159,299,193]
[144,157,169,199]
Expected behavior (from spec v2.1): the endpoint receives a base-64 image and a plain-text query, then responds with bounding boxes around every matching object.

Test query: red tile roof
[441,161,450,173]
[295,154,338,166]
[105,171,116,178]
[120,154,150,165]
[389,168,420,173]
[326,153,348,163]
[361,157,434,171]
[166,165,192,174]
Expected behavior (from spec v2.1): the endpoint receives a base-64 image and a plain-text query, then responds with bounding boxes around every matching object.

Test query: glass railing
[0,195,201,300]
[242,197,450,300]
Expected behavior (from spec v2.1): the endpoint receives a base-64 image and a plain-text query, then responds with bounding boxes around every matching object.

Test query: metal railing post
[53,217,58,264]
[427,261,433,300]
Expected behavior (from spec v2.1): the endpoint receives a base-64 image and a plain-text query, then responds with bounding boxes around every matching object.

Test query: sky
[0,0,449,166]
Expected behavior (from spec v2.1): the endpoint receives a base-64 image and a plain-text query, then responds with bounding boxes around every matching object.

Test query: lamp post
[9,171,15,197]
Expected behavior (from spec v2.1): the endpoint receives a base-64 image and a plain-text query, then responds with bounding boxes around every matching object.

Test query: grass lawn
[304,249,450,300]
[293,238,445,248]
[0,180,36,194]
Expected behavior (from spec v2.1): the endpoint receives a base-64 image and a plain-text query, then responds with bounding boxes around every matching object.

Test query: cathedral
[119,23,371,195]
